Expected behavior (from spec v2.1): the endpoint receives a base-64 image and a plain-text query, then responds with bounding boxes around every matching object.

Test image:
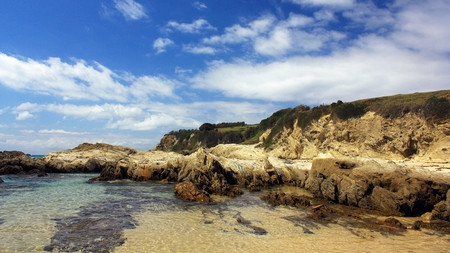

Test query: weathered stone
[305,157,450,216]
[174,182,212,203]
[261,192,312,208]
[430,190,450,221]
[0,151,46,175]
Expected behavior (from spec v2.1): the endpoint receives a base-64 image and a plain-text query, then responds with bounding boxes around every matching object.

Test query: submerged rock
[174,182,212,203]
[261,192,312,207]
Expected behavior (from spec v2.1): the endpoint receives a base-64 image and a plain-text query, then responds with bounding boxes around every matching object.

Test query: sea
[0,173,449,253]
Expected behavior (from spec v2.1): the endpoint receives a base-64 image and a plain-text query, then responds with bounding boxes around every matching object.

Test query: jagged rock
[267,112,450,160]
[45,143,137,174]
[0,151,46,175]
[305,157,449,216]
[430,190,450,221]
[174,182,212,203]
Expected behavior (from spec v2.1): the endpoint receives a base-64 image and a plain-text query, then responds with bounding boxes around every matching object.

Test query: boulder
[174,182,212,203]
[430,189,450,221]
[0,151,46,175]
[305,158,449,216]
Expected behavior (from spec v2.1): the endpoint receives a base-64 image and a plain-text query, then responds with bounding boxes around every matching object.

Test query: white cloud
[114,0,147,20]
[166,19,216,33]
[193,2,207,10]
[192,35,450,104]
[16,111,34,120]
[0,107,9,115]
[0,131,160,154]
[392,0,450,54]
[153,38,174,54]
[0,53,177,102]
[343,2,395,31]
[182,45,216,55]
[203,15,276,44]
[38,129,87,135]
[288,0,354,7]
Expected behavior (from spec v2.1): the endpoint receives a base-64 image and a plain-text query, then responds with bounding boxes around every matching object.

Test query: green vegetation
[162,90,450,153]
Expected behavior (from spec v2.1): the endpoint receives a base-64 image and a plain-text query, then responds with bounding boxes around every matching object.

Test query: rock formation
[174,182,212,203]
[0,151,46,175]
[304,157,449,216]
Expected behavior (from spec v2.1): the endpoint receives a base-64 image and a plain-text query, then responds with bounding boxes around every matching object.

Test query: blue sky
[1,0,449,154]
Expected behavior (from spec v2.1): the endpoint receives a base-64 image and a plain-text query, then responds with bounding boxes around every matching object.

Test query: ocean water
[0,174,449,253]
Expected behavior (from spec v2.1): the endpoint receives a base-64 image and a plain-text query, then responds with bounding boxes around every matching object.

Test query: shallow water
[0,174,449,253]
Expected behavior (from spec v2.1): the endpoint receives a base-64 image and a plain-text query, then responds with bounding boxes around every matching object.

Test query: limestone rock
[174,182,212,203]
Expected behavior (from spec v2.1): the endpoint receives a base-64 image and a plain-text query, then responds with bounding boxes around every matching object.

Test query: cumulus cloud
[0,53,177,102]
[166,19,216,33]
[182,45,216,55]
[192,35,450,104]
[392,0,450,54]
[153,38,174,54]
[203,15,276,44]
[114,0,147,20]
[16,111,34,120]
[203,13,343,57]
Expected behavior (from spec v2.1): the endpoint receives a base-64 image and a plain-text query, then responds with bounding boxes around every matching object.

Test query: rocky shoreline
[2,142,450,229]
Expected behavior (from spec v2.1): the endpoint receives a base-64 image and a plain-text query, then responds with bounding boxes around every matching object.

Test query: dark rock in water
[383,218,406,229]
[412,220,423,230]
[0,151,47,175]
[412,220,450,233]
[261,191,312,207]
[233,212,268,235]
[174,182,212,203]
[0,177,3,183]
[44,186,171,253]
[249,225,268,235]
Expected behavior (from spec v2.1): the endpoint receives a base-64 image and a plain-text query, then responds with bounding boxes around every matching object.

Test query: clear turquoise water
[1,174,450,253]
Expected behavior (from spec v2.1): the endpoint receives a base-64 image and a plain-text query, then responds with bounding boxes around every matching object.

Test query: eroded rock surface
[0,151,46,175]
[174,182,212,203]
[305,158,449,216]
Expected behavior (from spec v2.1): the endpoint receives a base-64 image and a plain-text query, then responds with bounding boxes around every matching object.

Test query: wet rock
[261,192,312,207]
[383,218,406,229]
[174,182,212,203]
[0,151,46,175]
[0,177,3,183]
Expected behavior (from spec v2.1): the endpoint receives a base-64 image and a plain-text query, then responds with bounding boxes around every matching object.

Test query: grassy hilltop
[157,90,450,154]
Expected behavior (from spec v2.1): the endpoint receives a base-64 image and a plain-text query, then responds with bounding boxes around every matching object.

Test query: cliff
[157,90,450,161]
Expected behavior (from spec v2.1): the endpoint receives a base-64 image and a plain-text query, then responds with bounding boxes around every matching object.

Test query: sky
[0,0,449,154]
